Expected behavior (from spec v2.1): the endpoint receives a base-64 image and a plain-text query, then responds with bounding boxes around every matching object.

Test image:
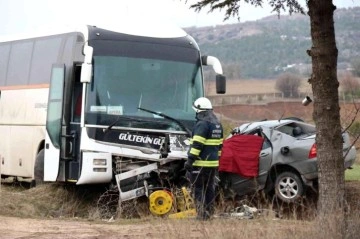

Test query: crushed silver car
[218,119,357,203]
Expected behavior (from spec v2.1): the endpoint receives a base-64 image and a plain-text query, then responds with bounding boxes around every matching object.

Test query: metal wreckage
[109,116,357,219]
[108,122,259,219]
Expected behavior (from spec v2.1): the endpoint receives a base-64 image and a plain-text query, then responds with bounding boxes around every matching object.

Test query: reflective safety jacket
[188,110,223,167]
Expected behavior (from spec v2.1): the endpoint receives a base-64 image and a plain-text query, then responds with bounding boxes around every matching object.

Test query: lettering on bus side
[118,133,163,149]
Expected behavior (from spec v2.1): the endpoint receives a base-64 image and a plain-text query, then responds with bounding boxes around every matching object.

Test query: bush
[339,72,360,97]
[275,73,302,98]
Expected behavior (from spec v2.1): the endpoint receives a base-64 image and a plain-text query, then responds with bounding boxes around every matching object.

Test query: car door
[219,128,269,197]
[256,127,273,189]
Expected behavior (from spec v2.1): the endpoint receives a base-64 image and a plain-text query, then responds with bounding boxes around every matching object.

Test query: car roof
[238,119,314,133]
[239,120,294,132]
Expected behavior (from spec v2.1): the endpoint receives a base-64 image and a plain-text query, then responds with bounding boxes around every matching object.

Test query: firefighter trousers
[188,167,217,220]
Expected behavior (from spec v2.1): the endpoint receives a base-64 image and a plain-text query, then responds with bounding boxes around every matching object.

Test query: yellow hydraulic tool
[168,187,196,219]
[149,190,173,216]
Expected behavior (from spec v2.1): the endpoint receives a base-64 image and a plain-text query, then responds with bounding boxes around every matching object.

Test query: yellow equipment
[168,187,196,219]
[149,190,173,216]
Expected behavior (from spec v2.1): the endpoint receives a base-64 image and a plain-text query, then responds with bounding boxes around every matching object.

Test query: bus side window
[73,66,82,122]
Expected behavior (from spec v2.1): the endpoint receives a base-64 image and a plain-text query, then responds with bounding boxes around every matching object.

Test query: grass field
[345,163,360,181]
[205,79,312,96]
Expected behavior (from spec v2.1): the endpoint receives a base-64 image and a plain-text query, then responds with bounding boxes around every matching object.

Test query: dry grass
[155,218,317,239]
[0,183,103,218]
[0,181,359,238]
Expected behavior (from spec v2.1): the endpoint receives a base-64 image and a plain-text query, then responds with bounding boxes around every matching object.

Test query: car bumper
[293,145,356,185]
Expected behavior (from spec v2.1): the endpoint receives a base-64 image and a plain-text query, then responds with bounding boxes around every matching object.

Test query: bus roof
[0,21,187,43]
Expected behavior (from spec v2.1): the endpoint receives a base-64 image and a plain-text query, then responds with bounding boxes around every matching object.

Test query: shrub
[275,73,302,98]
[339,72,360,97]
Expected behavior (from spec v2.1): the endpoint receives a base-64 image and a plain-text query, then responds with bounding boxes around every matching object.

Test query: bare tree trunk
[308,0,345,238]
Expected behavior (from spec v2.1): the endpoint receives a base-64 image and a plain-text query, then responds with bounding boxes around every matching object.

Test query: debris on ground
[215,204,258,219]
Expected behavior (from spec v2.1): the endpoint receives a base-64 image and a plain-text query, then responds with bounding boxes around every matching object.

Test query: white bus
[0,23,225,202]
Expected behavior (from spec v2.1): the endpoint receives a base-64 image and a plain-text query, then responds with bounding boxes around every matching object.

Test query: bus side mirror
[80,63,92,83]
[81,43,93,83]
[216,74,226,94]
[202,55,226,94]
[201,55,223,75]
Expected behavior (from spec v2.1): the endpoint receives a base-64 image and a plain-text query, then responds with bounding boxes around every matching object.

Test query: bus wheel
[34,149,45,186]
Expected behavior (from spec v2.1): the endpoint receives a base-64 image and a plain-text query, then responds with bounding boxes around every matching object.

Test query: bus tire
[34,149,45,186]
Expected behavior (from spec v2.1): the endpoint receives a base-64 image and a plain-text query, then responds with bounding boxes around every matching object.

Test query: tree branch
[187,0,305,22]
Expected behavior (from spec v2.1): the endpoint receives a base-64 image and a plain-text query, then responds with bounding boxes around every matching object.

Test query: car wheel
[275,171,304,203]
[34,149,45,186]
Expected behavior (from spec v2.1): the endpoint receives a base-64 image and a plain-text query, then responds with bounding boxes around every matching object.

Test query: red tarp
[219,134,264,178]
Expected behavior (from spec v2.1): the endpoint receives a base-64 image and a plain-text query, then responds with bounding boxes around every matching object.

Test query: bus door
[44,64,65,181]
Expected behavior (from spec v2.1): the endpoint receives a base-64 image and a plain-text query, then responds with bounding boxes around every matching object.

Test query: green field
[345,164,360,181]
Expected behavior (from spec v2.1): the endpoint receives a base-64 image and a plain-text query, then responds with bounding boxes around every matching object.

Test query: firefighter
[184,97,223,220]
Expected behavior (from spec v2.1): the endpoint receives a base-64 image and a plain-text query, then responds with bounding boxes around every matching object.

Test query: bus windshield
[85,40,203,131]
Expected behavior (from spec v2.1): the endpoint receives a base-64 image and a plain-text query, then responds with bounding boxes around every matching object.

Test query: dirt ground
[0,215,167,239]
[0,214,301,239]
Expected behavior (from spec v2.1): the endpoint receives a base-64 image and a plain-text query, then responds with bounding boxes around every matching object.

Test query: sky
[0,0,359,36]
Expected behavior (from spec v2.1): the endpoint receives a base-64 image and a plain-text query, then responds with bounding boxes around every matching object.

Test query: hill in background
[185,7,360,79]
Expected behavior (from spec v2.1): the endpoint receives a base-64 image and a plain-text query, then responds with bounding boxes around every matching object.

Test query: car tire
[274,171,304,203]
[34,149,45,186]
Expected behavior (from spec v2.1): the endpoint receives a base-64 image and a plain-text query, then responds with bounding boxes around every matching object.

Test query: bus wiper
[104,115,122,133]
[104,115,150,132]
[138,107,192,137]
